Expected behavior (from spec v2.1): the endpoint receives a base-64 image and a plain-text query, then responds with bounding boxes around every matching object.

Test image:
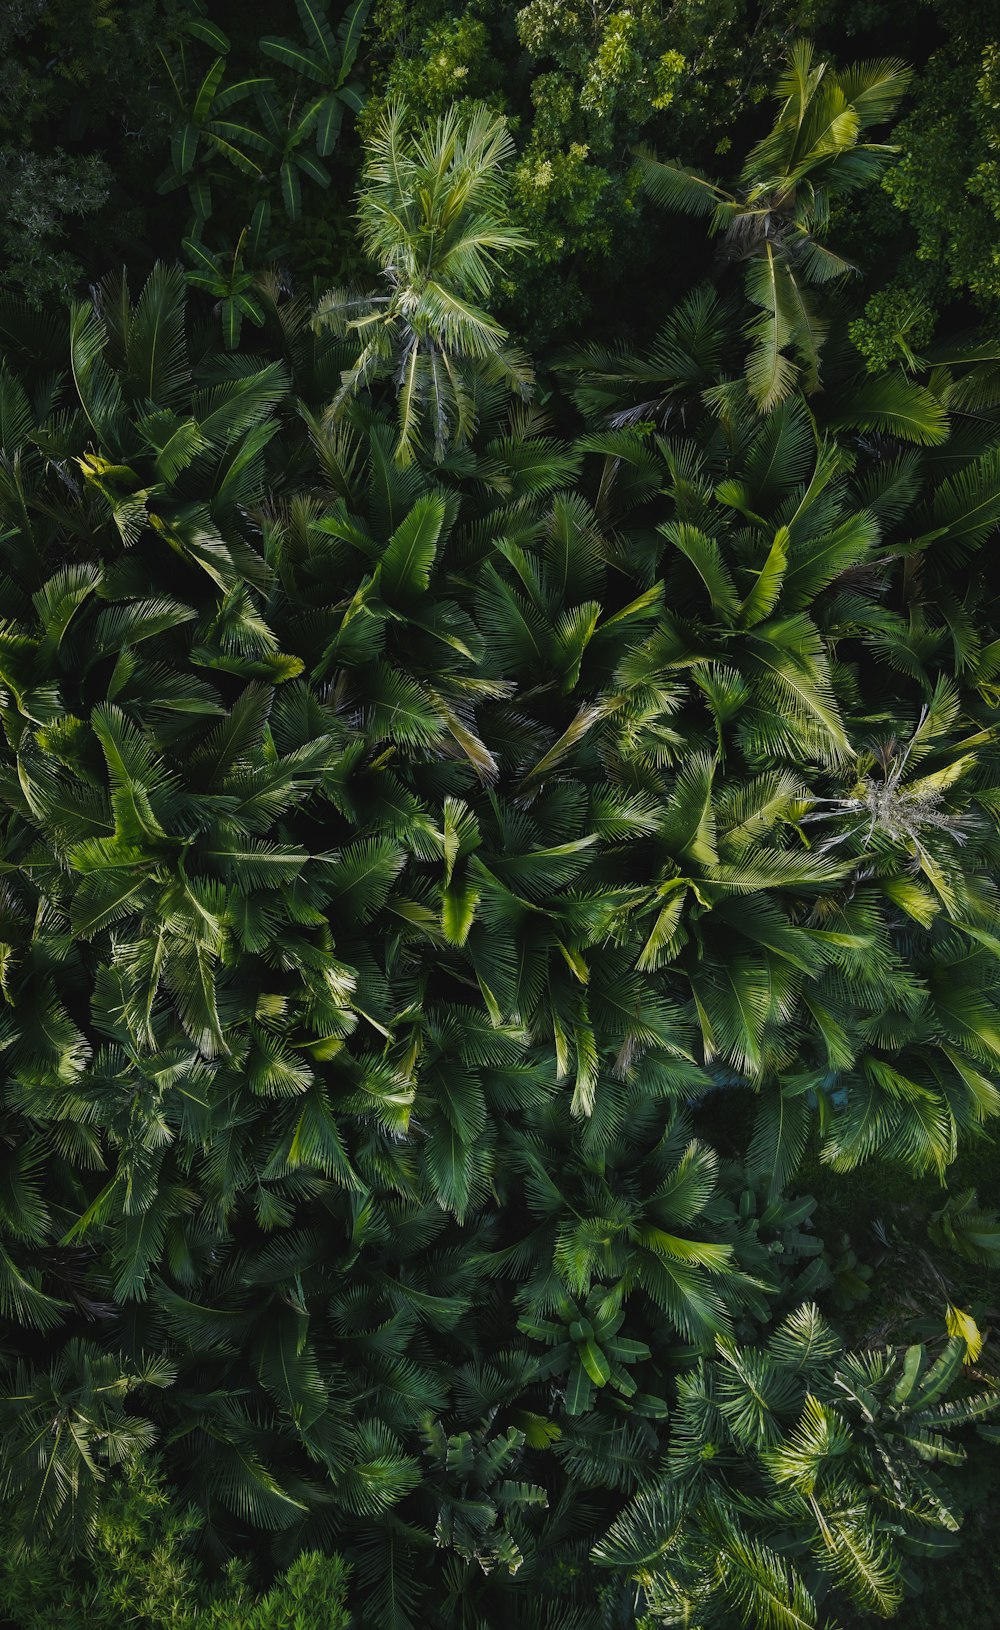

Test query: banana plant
[157,20,276,227]
[518,1288,655,1416]
[182,226,267,348]
[261,0,370,158]
[253,85,333,222]
[418,1416,547,1574]
[157,4,368,260]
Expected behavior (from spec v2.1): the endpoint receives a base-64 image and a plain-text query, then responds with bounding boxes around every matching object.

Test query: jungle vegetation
[0,2,999,1628]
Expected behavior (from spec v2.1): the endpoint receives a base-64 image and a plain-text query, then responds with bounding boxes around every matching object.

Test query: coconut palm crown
[314,100,534,463]
[637,42,910,409]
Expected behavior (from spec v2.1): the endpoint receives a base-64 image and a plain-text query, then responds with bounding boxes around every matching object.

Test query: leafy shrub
[0,1462,352,1630]
[883,37,1000,315]
[848,283,934,373]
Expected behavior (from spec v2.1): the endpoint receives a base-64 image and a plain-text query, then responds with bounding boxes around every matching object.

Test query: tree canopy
[0,9,999,1630]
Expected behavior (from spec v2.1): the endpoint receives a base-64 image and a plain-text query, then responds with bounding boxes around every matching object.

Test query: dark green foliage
[636,43,911,409]
[159,0,370,260]
[0,0,182,304]
[363,0,827,342]
[0,12,999,1630]
[882,23,1000,318]
[595,1313,1000,1626]
[0,0,370,308]
[0,237,996,1625]
[929,1187,1000,1265]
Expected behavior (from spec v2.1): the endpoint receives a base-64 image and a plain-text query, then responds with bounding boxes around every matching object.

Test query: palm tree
[313,101,534,464]
[0,266,997,1624]
[559,280,951,449]
[0,1342,175,1552]
[637,42,910,409]
[594,1306,1000,1628]
[559,283,742,430]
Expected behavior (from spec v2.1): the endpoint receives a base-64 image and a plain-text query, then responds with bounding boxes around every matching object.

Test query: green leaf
[185,18,230,50]
[336,0,371,79]
[379,493,447,600]
[260,37,326,79]
[565,1357,594,1415]
[662,520,739,620]
[828,372,949,445]
[739,526,789,627]
[578,1339,611,1387]
[281,159,302,220]
[441,878,480,946]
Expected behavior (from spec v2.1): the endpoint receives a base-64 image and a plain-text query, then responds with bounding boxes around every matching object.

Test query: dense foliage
[0,3,999,1629]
